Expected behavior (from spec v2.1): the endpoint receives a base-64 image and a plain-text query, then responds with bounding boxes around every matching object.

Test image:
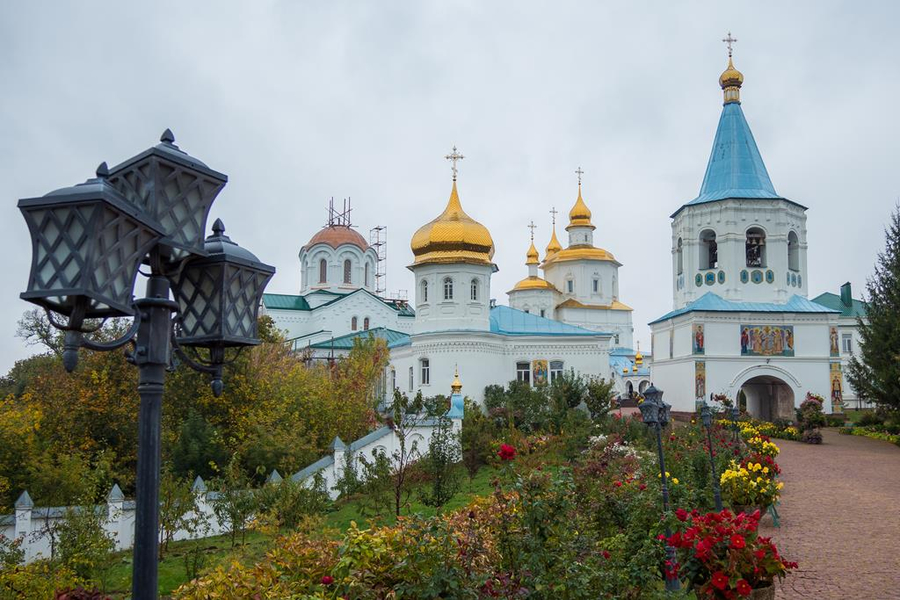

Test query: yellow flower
[762,467,769,474]
[672,478,679,485]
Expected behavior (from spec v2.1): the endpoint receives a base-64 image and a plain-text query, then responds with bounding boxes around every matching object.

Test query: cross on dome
[575,166,584,186]
[549,206,558,227]
[528,220,537,242]
[722,31,737,57]
[445,146,464,181]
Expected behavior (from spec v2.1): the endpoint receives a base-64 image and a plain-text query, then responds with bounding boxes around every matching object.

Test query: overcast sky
[1,1,897,374]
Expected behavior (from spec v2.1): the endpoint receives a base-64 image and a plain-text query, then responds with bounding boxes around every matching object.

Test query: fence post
[332,436,347,484]
[266,470,283,486]
[192,476,213,534]
[107,484,126,550]
[14,491,33,559]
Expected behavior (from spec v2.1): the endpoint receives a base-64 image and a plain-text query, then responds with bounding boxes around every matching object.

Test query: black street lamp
[730,405,741,442]
[17,130,274,600]
[700,402,723,511]
[639,385,680,593]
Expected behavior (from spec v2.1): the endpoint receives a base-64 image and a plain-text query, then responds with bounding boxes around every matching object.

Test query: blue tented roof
[672,102,804,217]
[489,305,606,336]
[308,327,410,350]
[649,292,839,325]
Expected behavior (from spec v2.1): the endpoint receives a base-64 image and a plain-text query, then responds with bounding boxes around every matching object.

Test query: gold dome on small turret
[451,367,462,393]
[567,184,595,230]
[410,180,495,267]
[526,240,540,266]
[719,56,744,104]
[545,228,562,257]
[635,342,643,366]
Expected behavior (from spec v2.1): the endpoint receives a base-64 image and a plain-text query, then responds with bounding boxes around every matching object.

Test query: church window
[421,279,428,302]
[614,334,620,344]
[420,358,430,385]
[524,309,529,314]
[842,333,853,354]
[391,369,396,391]
[343,259,352,284]
[351,316,358,331]
[443,277,454,301]
[788,231,799,271]
[676,238,683,275]
[592,278,600,294]
[549,361,564,384]
[540,309,546,318]
[746,228,766,268]
[699,230,717,269]
[319,259,327,283]
[365,263,370,287]
[516,361,530,384]
[471,278,479,301]
[408,366,414,391]
[566,279,574,293]
[363,317,370,330]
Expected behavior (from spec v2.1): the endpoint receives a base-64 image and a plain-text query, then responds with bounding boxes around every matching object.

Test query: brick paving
[759,429,900,599]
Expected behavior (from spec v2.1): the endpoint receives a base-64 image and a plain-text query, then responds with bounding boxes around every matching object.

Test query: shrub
[801,428,823,444]
[0,561,85,600]
[857,411,885,428]
[255,474,330,530]
[460,399,496,480]
[585,377,616,422]
[418,415,461,511]
[797,393,827,431]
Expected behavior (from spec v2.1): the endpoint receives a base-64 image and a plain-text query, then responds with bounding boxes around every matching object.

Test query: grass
[843,408,875,424]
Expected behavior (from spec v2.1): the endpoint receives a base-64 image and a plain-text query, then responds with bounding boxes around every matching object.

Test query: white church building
[649,50,844,419]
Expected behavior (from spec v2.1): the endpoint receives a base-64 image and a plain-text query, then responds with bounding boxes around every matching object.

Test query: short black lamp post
[638,385,680,593]
[730,405,741,442]
[700,402,724,511]
[17,130,274,600]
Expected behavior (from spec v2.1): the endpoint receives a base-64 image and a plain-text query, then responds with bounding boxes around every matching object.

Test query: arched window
[592,277,600,294]
[699,230,717,270]
[443,277,453,301]
[746,227,766,268]
[470,278,478,301]
[351,316,358,331]
[363,317,370,330]
[318,259,327,283]
[566,279,574,294]
[365,263,370,287]
[788,231,799,271]
[421,279,428,302]
[343,259,352,284]
[676,238,683,275]
[408,366,414,391]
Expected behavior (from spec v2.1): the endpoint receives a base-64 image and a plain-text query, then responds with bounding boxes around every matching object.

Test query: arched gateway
[730,366,800,421]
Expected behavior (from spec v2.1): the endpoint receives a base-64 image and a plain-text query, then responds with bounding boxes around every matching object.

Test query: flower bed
[839,426,900,446]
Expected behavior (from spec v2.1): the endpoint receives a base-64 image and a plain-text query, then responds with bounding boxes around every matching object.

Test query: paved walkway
[759,429,900,599]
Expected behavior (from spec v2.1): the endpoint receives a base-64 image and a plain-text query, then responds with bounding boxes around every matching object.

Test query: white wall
[412,263,494,334]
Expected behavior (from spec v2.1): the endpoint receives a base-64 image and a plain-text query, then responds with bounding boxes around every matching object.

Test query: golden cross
[575,166,584,186]
[527,220,537,242]
[722,31,737,58]
[549,206,558,227]
[445,146,464,181]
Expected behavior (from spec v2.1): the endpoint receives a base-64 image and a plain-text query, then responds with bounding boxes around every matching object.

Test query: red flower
[736,579,752,596]
[754,549,766,559]
[602,550,611,559]
[321,575,334,585]
[730,534,746,549]
[498,444,516,461]
[711,571,729,590]
[639,483,647,491]
[675,508,689,521]
[614,480,623,487]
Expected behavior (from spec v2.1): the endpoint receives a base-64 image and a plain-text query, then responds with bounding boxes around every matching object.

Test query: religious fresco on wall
[532,360,548,387]
[829,327,840,357]
[740,325,795,357]
[692,323,705,355]
[695,361,706,399]
[830,362,843,413]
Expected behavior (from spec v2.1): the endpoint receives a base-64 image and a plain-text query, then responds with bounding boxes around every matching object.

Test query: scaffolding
[327,197,352,227]
[369,225,387,297]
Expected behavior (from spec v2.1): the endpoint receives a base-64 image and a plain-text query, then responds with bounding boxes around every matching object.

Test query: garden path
[761,428,900,599]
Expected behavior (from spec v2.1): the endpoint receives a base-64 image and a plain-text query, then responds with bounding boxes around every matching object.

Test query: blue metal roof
[309,327,411,350]
[489,305,605,336]
[609,354,650,376]
[671,103,803,217]
[649,292,839,325]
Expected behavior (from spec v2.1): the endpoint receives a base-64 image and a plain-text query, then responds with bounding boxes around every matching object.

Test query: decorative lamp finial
[95,162,109,179]
[445,146,464,182]
[160,128,176,144]
[212,218,225,236]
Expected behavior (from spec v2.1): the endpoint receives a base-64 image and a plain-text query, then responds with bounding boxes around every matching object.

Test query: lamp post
[639,385,680,593]
[731,405,741,442]
[17,131,274,600]
[700,402,723,511]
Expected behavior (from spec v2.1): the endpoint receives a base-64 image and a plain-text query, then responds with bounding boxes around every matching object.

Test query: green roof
[262,293,310,311]
[309,327,410,350]
[810,292,867,319]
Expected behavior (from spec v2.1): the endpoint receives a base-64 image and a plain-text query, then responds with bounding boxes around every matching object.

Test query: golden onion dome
[635,350,643,366]
[526,240,540,265]
[719,57,743,104]
[632,364,638,373]
[542,245,619,266]
[451,367,462,393]
[567,184,595,231]
[508,276,558,294]
[545,227,562,257]
[410,181,495,266]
